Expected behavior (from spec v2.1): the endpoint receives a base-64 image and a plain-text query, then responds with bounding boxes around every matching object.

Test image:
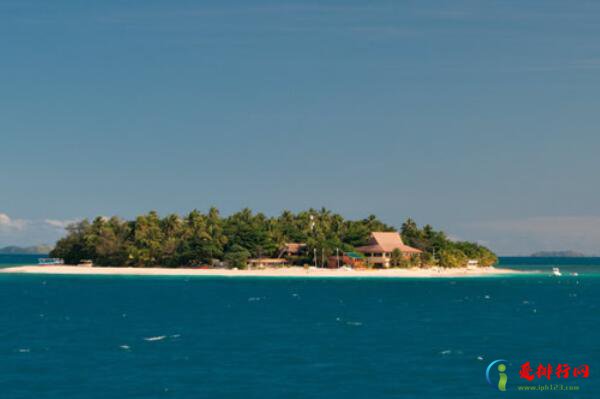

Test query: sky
[1,0,600,255]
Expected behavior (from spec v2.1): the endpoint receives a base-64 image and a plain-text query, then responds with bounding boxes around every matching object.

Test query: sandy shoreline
[0,265,530,278]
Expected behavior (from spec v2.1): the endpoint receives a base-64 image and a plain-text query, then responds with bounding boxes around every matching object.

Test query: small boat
[38,258,64,266]
[552,267,562,276]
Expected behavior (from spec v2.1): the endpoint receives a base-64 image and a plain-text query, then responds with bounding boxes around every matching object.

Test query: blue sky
[1,1,600,254]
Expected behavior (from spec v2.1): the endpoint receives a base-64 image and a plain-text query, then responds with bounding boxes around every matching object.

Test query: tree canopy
[50,208,497,268]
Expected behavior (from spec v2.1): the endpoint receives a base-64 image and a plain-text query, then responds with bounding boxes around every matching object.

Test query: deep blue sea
[1,255,598,398]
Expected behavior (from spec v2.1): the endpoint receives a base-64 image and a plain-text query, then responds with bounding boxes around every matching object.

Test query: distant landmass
[530,250,587,258]
[0,245,53,255]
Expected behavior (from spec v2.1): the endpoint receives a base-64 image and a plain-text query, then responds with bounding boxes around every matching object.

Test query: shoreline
[0,265,532,278]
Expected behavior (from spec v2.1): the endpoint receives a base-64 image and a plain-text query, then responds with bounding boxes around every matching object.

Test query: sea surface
[0,255,598,398]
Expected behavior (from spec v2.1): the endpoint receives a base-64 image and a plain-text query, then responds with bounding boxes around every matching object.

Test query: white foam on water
[346,321,363,326]
[248,297,262,302]
[144,335,167,342]
[440,349,463,356]
[17,348,30,353]
[120,345,131,350]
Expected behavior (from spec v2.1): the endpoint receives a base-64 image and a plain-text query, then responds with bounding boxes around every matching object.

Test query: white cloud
[0,213,79,247]
[0,213,28,230]
[446,234,461,242]
[44,219,80,229]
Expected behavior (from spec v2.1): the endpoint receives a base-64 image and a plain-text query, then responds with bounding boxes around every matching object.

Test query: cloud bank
[464,216,600,255]
[0,213,28,231]
[0,212,78,247]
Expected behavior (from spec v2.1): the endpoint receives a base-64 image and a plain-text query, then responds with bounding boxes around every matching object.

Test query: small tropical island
[2,208,519,277]
[0,245,52,255]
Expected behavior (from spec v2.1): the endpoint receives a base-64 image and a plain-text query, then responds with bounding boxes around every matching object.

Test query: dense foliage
[50,208,497,268]
[400,219,497,267]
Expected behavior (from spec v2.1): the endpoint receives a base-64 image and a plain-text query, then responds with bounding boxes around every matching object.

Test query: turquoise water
[501,256,600,276]
[0,256,598,398]
[0,254,46,268]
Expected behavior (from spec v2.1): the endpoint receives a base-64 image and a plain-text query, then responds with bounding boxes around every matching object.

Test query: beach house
[357,232,422,268]
[279,243,307,257]
[278,242,308,265]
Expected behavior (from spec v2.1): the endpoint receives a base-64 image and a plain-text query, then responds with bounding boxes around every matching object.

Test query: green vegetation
[400,218,497,267]
[223,244,251,269]
[390,248,404,268]
[50,208,497,268]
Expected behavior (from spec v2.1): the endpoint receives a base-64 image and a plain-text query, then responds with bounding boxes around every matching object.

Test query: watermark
[486,359,509,391]
[486,359,589,392]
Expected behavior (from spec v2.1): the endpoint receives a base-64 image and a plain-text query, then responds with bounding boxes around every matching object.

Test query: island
[0,208,523,277]
[0,245,52,255]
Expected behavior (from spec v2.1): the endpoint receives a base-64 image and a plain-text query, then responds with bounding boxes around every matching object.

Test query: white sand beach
[0,265,527,278]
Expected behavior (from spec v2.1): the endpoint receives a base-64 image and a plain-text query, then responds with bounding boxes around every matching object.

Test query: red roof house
[356,232,422,267]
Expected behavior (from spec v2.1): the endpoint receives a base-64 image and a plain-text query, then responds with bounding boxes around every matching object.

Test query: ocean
[0,255,598,398]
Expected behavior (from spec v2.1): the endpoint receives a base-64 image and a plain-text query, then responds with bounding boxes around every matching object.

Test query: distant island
[0,245,52,255]
[530,250,587,258]
[48,208,497,269]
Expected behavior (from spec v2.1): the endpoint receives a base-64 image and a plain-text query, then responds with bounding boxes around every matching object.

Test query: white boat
[552,267,562,276]
[38,258,64,266]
